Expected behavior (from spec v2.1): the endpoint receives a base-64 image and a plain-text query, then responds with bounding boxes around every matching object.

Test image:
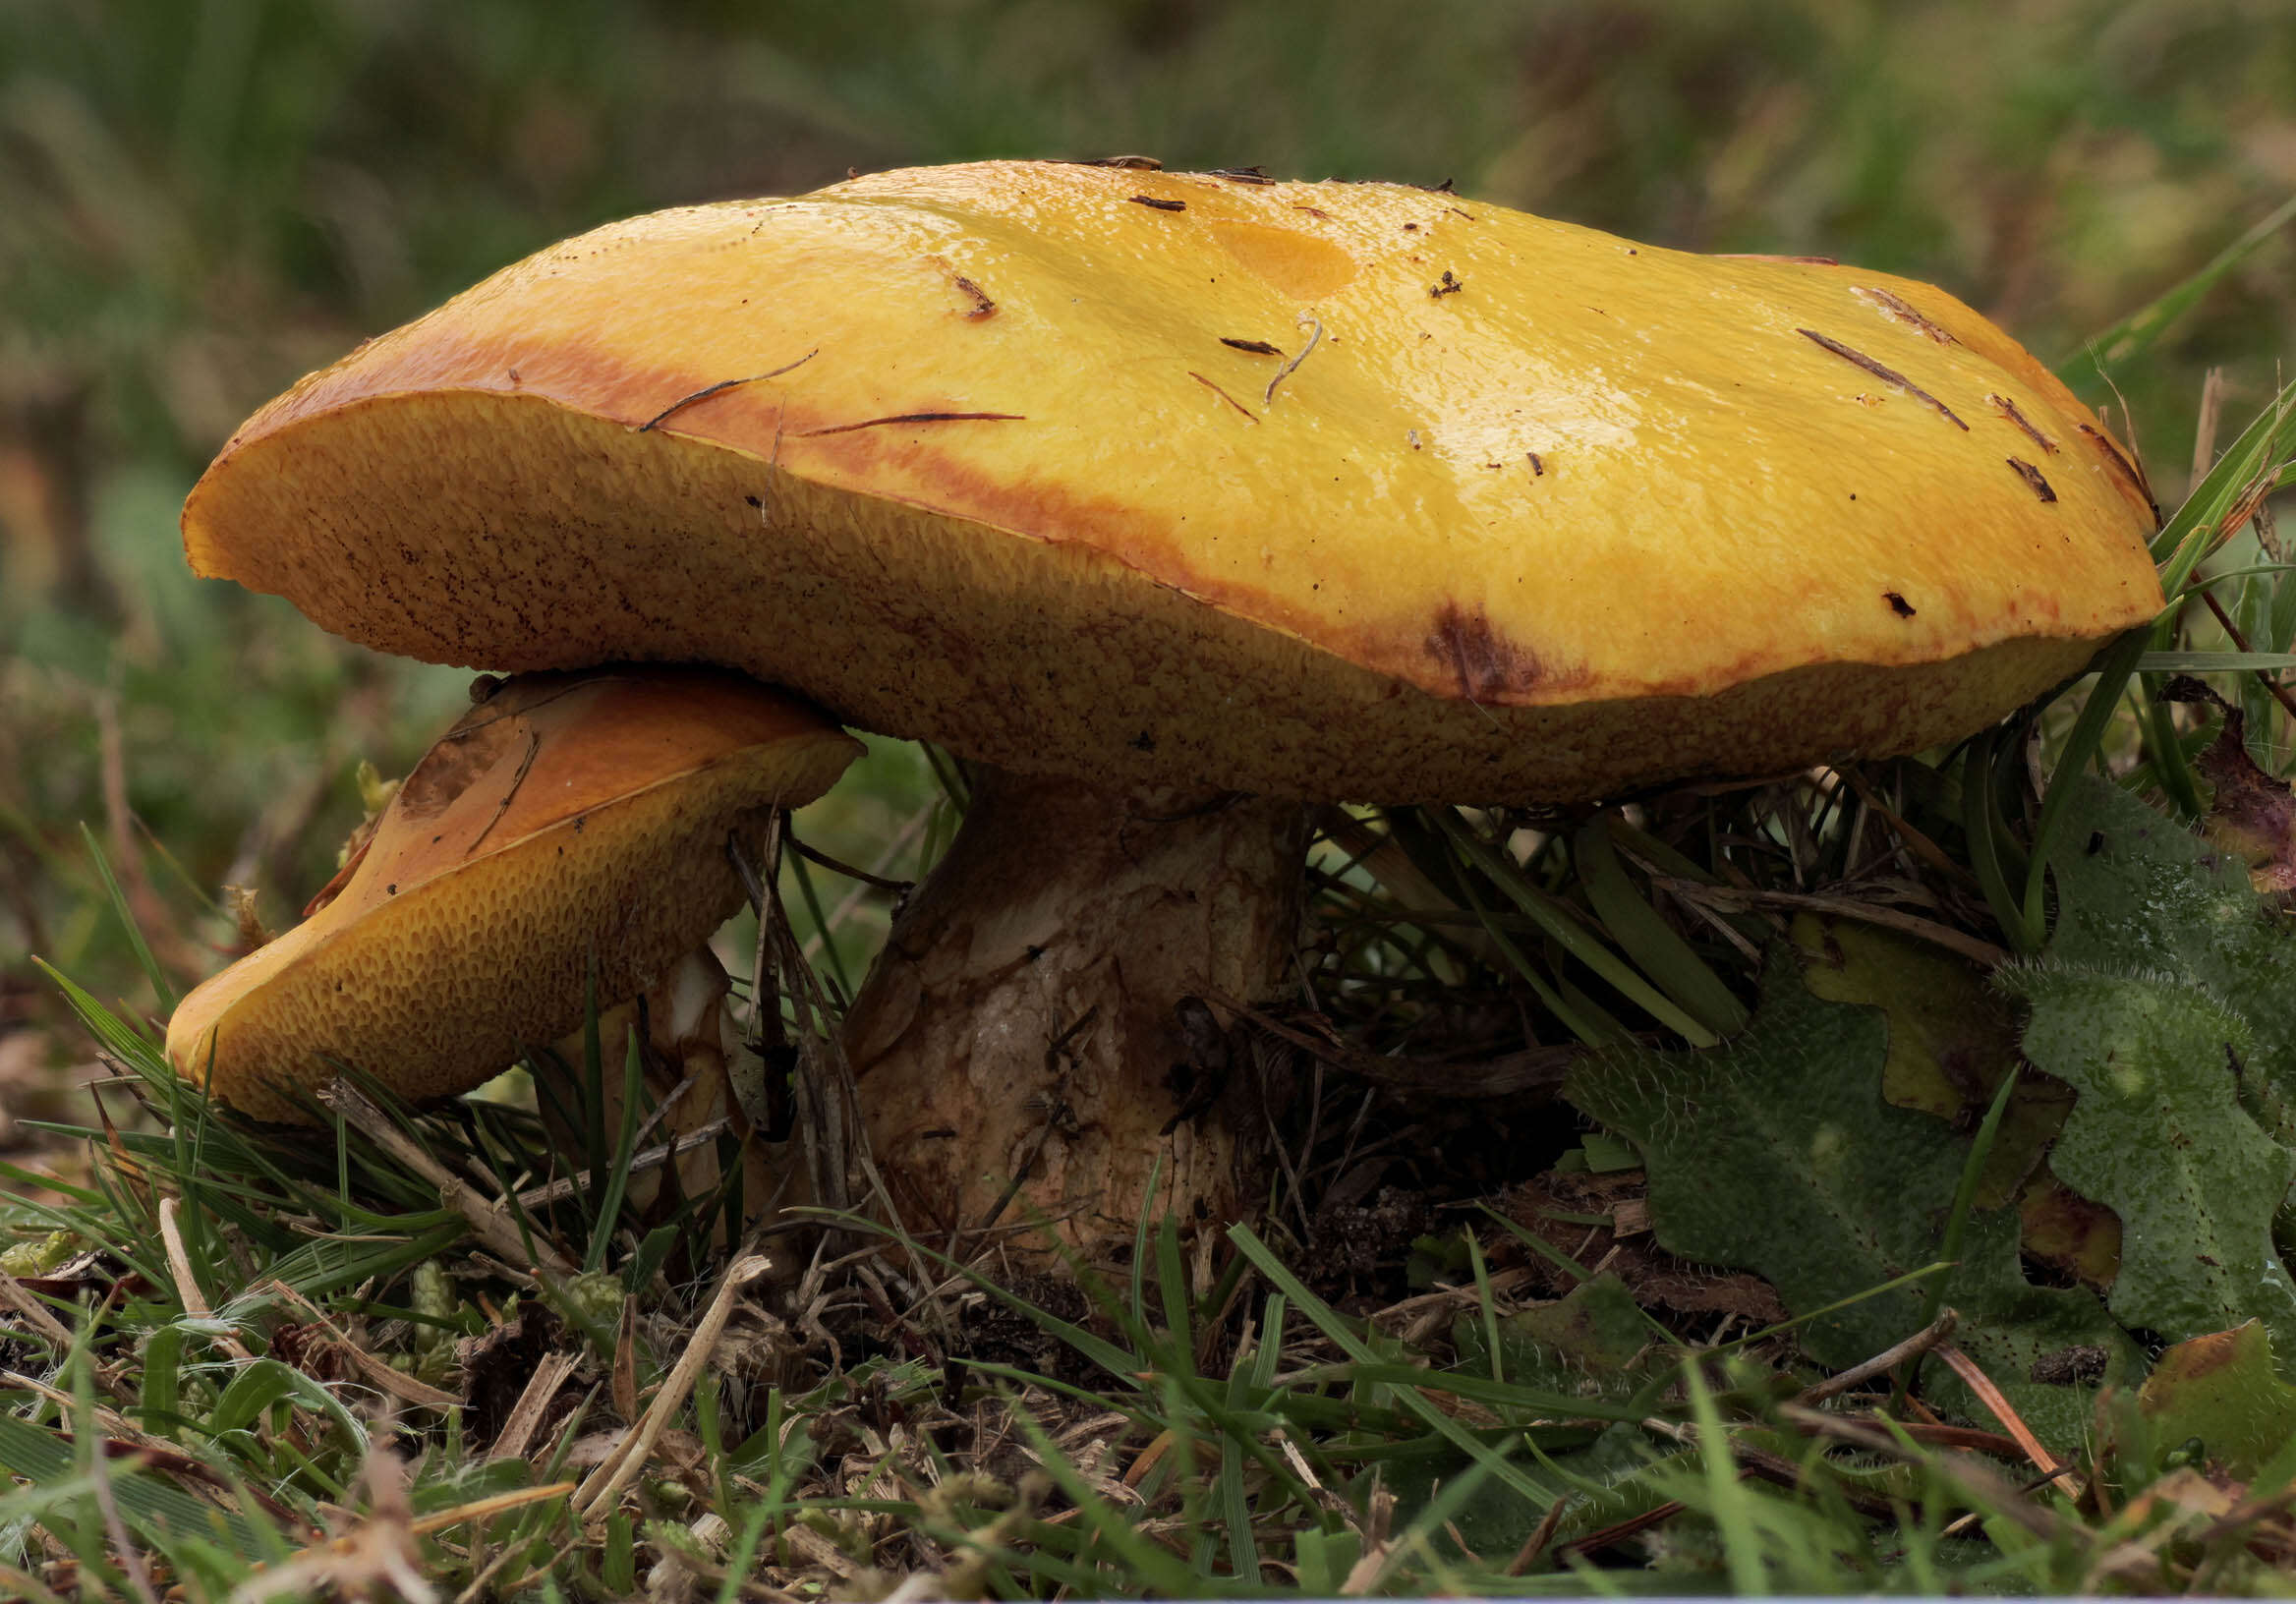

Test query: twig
[804,803,932,961]
[636,352,817,432]
[1776,1404,2063,1539]
[729,825,790,1138]
[1337,1481,1396,1593]
[462,729,541,856]
[1205,986,1579,1099]
[573,1253,773,1519]
[513,1118,731,1209]
[729,835,943,1321]
[0,1271,79,1356]
[1933,1343,2077,1493]
[1555,1498,1685,1560]
[1796,1307,1958,1404]
[787,834,915,895]
[1828,768,1984,889]
[1263,317,1324,409]
[1797,328,1968,430]
[2192,367,2226,483]
[412,1481,577,1538]
[1506,1494,1569,1575]
[0,1372,141,1442]
[1656,880,2009,969]
[318,1082,578,1278]
[258,1282,460,1408]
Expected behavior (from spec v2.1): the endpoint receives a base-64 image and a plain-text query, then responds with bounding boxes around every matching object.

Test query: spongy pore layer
[164,667,860,1120]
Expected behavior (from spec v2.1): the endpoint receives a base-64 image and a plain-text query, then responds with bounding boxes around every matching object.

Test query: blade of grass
[2069,192,2296,377]
[1962,732,2037,951]
[2153,379,2296,593]
[76,824,173,1013]
[2020,628,2152,938]
[2139,667,2210,820]
[585,1024,646,1275]
[1004,1394,1207,1596]
[1440,811,1717,1046]
[1574,817,1749,1036]
[1684,1361,1765,1595]
[2140,650,2296,671]
[1899,1064,2022,1408]
[1230,1226,1584,1502]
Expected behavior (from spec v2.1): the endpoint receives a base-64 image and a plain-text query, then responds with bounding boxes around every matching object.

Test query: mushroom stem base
[842,768,1307,1267]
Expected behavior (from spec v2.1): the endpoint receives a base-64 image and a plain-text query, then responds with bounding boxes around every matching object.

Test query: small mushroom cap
[165,666,860,1121]
[183,161,2163,803]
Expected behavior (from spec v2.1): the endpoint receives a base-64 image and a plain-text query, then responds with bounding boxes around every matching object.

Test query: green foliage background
[5,0,2296,1027]
[7,9,2296,1591]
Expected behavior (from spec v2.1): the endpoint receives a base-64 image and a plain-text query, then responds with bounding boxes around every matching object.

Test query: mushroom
[165,666,859,1122]
[175,160,2163,1261]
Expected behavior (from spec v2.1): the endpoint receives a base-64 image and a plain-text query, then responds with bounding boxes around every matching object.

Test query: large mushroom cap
[165,666,860,1121]
[183,160,2163,803]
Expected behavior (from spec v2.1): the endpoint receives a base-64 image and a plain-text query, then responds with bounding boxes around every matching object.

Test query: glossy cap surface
[183,161,2163,801]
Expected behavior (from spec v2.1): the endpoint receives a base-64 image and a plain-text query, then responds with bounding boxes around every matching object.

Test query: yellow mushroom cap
[182,161,2163,803]
[165,666,860,1121]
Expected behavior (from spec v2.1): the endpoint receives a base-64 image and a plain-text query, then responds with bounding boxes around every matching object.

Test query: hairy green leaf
[1568,951,2130,1446]
[2137,1321,2296,1479]
[1793,914,2068,1208]
[2006,775,2296,1351]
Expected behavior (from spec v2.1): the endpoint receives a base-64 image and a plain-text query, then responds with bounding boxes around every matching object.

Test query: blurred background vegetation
[4,0,2293,1156]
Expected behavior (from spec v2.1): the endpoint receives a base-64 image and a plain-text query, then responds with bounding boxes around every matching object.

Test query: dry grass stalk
[258,1281,460,1408]
[487,1350,581,1463]
[157,1196,252,1361]
[572,1251,773,1519]
[318,1080,577,1278]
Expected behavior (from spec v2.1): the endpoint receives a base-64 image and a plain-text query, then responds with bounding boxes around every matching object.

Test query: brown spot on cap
[1853,285,1960,344]
[1426,602,1543,701]
[1884,592,1917,618]
[796,411,1026,438]
[2078,423,2160,524]
[2006,457,2058,503]
[951,274,996,319]
[1987,393,2057,453]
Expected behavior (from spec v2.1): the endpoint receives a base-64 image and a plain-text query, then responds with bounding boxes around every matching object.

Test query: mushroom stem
[542,946,800,1246]
[842,766,1308,1264]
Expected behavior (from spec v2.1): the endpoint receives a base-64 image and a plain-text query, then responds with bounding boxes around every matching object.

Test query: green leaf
[2039,774,2296,1095]
[1792,914,2067,1208]
[1467,1274,1655,1395]
[2003,964,2296,1349]
[2137,1321,2296,1479]
[1568,950,2129,1447]
[2010,775,2296,1351]
[0,1413,267,1554]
